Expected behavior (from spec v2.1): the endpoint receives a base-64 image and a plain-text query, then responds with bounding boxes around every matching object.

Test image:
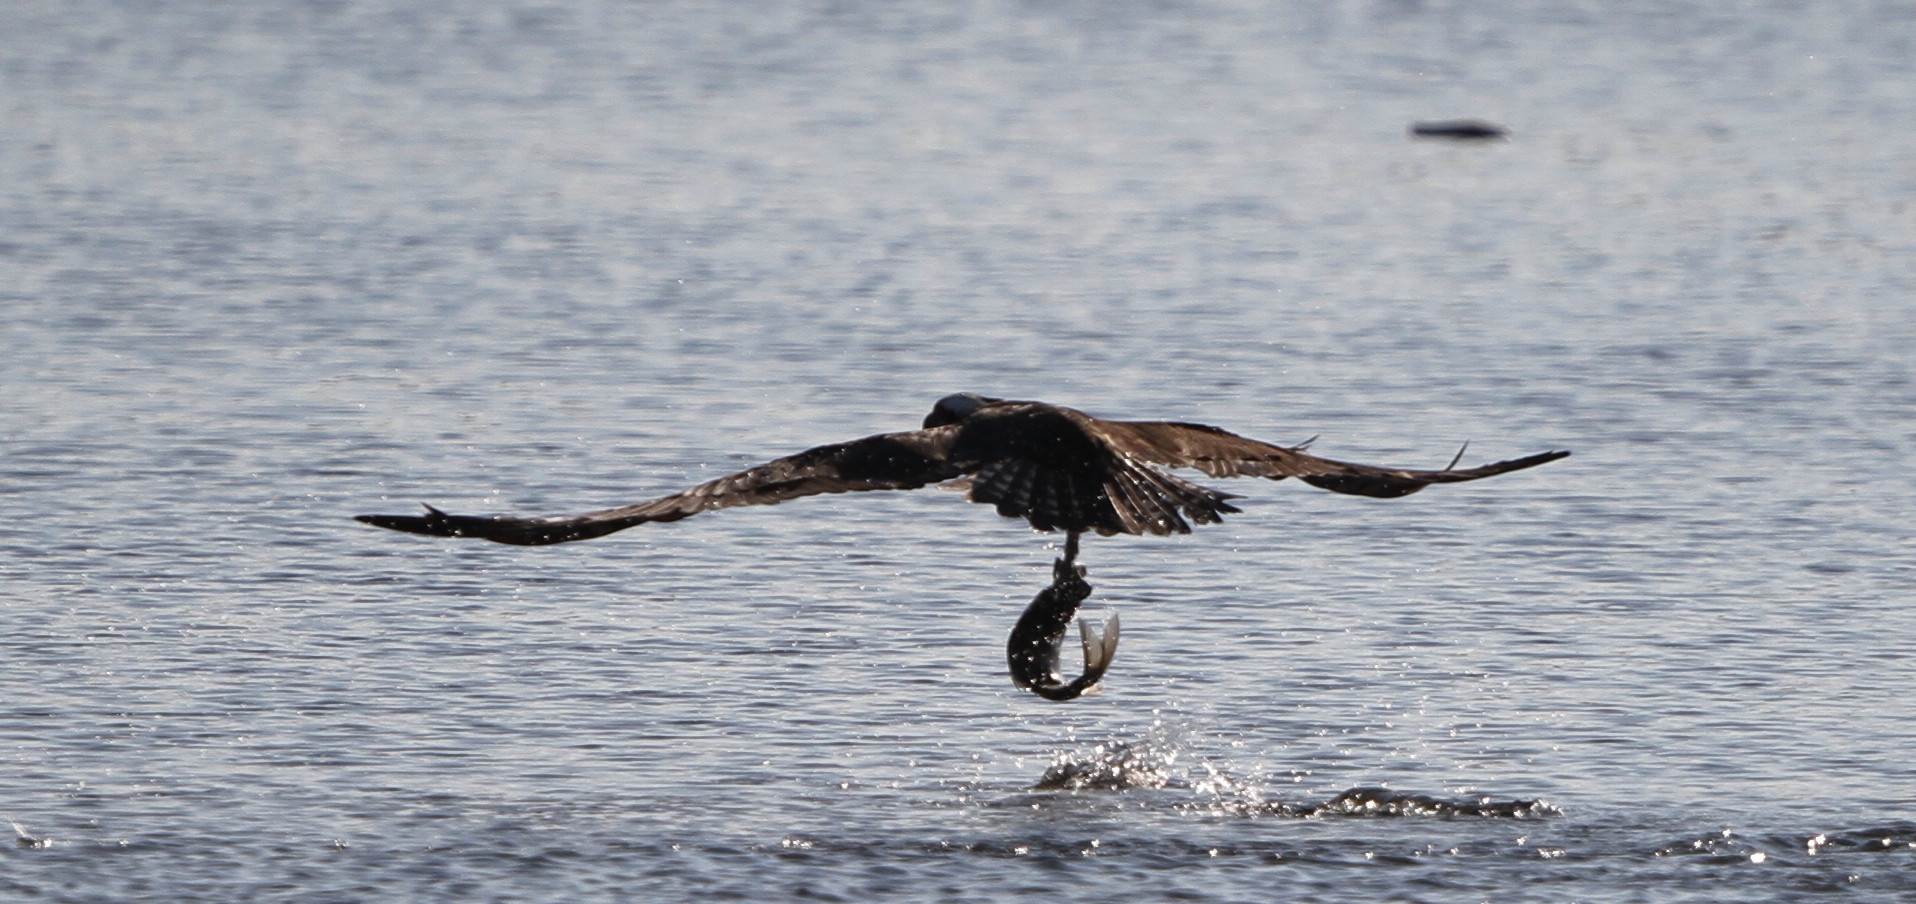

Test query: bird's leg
[1052,529,1085,587]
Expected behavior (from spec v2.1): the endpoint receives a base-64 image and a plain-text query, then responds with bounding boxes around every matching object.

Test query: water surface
[5,1,1916,901]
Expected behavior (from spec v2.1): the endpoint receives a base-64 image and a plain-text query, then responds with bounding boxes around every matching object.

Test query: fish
[1007,554,1119,701]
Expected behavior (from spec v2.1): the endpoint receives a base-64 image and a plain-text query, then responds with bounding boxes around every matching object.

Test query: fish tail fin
[1076,611,1120,685]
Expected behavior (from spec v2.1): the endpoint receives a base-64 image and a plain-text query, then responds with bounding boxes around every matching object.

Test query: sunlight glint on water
[4,2,1916,902]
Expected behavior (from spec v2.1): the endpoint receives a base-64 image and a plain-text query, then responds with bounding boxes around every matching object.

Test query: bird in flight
[357,394,1567,699]
[357,393,1568,553]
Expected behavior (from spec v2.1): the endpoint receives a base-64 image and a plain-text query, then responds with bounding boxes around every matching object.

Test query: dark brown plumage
[356,394,1568,547]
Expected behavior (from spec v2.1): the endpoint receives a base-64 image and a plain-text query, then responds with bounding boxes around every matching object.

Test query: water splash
[9,817,52,849]
[1033,739,1182,791]
[1029,733,1556,819]
[1302,787,1560,819]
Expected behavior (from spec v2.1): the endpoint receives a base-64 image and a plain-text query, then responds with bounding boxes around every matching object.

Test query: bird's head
[924,393,1001,428]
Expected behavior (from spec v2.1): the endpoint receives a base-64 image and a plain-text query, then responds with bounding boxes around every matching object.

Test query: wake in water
[1028,737,1559,819]
[1657,827,1916,862]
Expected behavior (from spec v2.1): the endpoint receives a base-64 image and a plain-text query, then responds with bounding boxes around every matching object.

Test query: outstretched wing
[356,428,966,545]
[1096,419,1569,499]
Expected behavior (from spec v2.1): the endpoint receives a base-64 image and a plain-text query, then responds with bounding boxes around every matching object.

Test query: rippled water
[6,1,1916,901]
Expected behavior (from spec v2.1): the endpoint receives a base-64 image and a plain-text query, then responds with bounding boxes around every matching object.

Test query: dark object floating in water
[1410,119,1508,140]
[1007,544,1118,701]
[358,394,1567,698]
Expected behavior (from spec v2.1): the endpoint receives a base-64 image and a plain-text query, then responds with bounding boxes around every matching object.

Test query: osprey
[357,393,1567,547]
[357,394,1567,699]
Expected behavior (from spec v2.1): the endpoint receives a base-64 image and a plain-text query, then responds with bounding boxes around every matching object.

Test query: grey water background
[5,0,1916,900]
